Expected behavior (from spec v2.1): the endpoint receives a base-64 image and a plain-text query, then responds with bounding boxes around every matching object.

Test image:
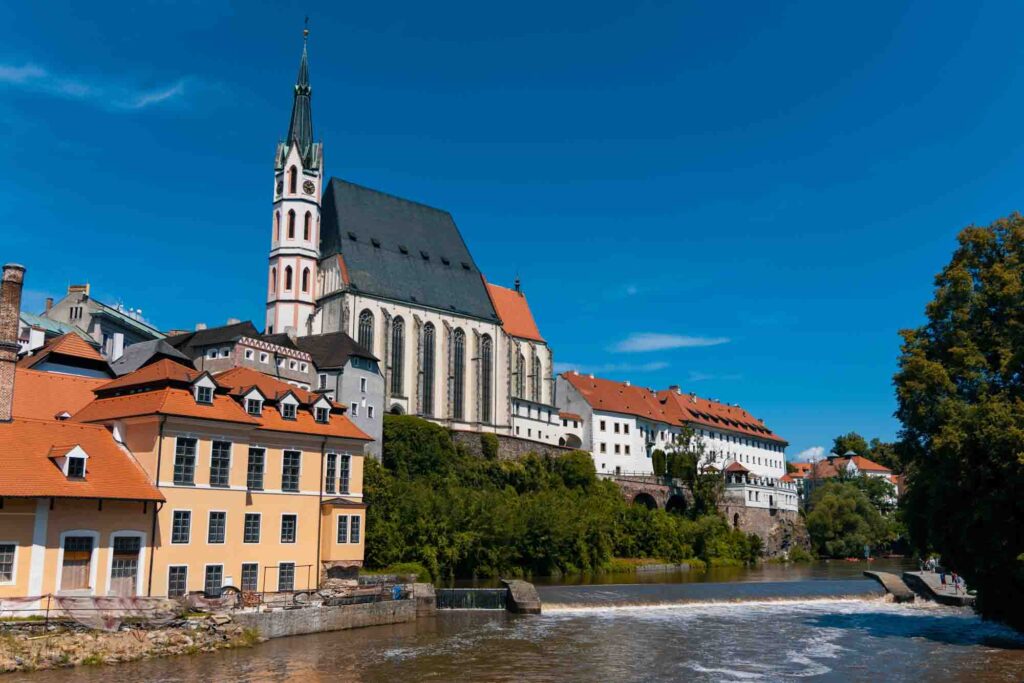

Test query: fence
[0,594,181,632]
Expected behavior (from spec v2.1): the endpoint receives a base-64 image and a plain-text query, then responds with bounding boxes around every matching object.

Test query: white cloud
[0,61,187,111]
[613,333,730,353]
[687,371,742,382]
[796,446,826,462]
[554,360,669,375]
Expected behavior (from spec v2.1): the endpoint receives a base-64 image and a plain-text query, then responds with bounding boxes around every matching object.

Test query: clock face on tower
[303,180,315,196]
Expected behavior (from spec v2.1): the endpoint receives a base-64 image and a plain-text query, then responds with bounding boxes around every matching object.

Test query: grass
[81,654,105,666]
[362,562,432,583]
[603,557,707,573]
[233,628,262,648]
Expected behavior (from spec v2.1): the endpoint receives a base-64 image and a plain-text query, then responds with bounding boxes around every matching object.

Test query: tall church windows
[288,210,296,239]
[480,334,493,423]
[532,353,542,402]
[284,266,293,291]
[390,317,405,396]
[301,267,310,293]
[270,267,277,293]
[304,211,311,240]
[452,328,466,420]
[358,310,374,351]
[288,166,297,194]
[274,211,280,242]
[422,323,436,417]
[515,350,525,399]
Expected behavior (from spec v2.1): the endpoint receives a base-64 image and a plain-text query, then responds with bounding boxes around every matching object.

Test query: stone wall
[451,430,573,461]
[719,501,810,557]
[233,600,415,640]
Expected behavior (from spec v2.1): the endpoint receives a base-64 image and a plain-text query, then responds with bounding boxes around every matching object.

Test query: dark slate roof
[111,340,195,377]
[165,321,260,353]
[319,178,500,323]
[260,333,300,351]
[293,332,377,370]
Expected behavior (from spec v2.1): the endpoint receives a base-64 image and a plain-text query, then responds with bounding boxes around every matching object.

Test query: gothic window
[288,166,297,194]
[452,328,465,420]
[288,210,296,239]
[516,350,525,399]
[390,317,405,396]
[270,267,277,294]
[480,334,493,423]
[304,211,311,240]
[301,267,310,293]
[358,310,374,351]
[532,353,542,402]
[422,323,436,416]
[274,211,280,242]
[284,266,293,291]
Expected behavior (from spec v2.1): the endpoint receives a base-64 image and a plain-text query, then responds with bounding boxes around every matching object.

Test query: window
[109,537,140,597]
[195,385,213,405]
[69,306,82,321]
[300,362,308,372]
[600,420,606,431]
[281,402,297,420]
[284,266,293,290]
[452,328,465,419]
[67,456,85,479]
[360,377,367,392]
[358,309,374,351]
[480,335,493,423]
[244,349,254,361]
[278,562,295,592]
[289,360,297,370]
[625,445,631,455]
[281,514,297,543]
[350,516,361,544]
[600,443,607,453]
[367,406,375,419]
[282,451,301,491]
[515,351,525,399]
[168,566,188,598]
[277,358,285,368]
[338,454,350,494]
[316,406,329,423]
[337,515,349,543]
[390,317,405,395]
[205,565,223,594]
[241,563,258,592]
[303,211,311,240]
[614,444,620,454]
[208,511,226,544]
[0,544,14,583]
[274,211,280,241]
[624,424,630,435]
[210,441,231,487]
[246,398,263,416]
[325,453,337,494]
[350,403,359,417]
[206,348,217,360]
[246,448,265,490]
[288,165,297,193]
[422,323,436,416]
[260,352,269,364]
[614,423,620,433]
[173,438,197,485]
[301,267,310,292]
[531,354,542,402]
[171,511,191,544]
[318,373,328,390]
[243,514,261,543]
[220,348,230,358]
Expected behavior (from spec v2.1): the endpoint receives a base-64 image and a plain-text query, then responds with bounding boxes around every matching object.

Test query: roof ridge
[329,177,454,217]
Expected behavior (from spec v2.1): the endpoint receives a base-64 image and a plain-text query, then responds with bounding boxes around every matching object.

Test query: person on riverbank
[939,569,947,588]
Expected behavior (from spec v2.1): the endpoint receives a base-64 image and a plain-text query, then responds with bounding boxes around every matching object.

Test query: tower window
[288,166,297,194]
[274,211,280,242]
[302,267,310,292]
[288,210,296,239]
[270,267,277,293]
[285,266,293,290]
[304,212,311,240]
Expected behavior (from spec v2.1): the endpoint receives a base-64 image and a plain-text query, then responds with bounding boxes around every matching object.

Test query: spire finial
[303,16,310,42]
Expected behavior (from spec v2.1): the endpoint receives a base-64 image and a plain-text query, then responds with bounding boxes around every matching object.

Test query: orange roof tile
[0,418,163,501]
[74,387,259,425]
[12,369,106,420]
[780,473,795,483]
[847,455,891,473]
[658,390,787,444]
[725,461,750,473]
[96,358,199,392]
[214,366,320,404]
[18,332,106,369]
[486,283,544,343]
[561,372,679,423]
[559,411,582,421]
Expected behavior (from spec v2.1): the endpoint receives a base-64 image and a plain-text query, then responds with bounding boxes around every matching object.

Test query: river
[13,560,1024,682]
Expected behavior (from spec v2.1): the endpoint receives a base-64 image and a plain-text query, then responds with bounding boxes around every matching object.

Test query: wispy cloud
[796,446,826,462]
[687,371,742,382]
[612,333,730,353]
[554,360,669,375]
[0,61,188,111]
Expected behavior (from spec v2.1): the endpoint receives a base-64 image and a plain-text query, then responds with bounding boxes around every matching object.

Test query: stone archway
[389,403,404,415]
[666,494,687,515]
[632,492,658,510]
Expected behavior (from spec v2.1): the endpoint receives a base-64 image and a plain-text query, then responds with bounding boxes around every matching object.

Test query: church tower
[266,26,323,336]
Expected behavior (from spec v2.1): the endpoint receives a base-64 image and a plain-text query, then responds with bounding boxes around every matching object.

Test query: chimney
[67,283,90,297]
[44,297,53,313]
[195,322,207,331]
[111,332,125,362]
[0,264,26,423]
[668,384,679,393]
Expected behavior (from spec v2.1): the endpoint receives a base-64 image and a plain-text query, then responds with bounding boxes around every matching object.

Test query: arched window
[274,212,280,242]
[531,353,542,402]
[422,323,436,416]
[284,266,293,290]
[358,309,374,351]
[288,166,297,194]
[301,267,310,292]
[452,328,465,420]
[287,210,296,239]
[270,267,277,293]
[480,334,493,423]
[304,212,311,241]
[516,351,525,399]
[390,317,405,396]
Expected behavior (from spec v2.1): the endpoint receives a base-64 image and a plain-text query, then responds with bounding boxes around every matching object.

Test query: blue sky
[4,1,1024,460]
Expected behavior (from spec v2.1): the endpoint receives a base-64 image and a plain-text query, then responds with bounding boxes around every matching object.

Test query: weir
[436,588,509,610]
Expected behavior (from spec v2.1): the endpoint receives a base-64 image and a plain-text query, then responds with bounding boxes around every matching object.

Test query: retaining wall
[451,431,572,461]
[718,503,810,557]
[233,600,416,640]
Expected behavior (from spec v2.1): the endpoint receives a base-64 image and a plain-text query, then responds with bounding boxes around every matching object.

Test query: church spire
[286,21,314,166]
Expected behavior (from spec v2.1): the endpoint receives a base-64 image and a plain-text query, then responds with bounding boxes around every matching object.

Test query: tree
[867,438,901,473]
[894,213,1024,631]
[831,431,869,457]
[805,482,890,558]
[651,449,667,477]
[668,427,723,516]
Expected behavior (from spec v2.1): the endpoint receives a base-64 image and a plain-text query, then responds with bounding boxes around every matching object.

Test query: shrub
[481,432,499,460]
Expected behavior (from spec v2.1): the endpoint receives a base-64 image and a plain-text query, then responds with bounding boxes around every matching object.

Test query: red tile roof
[558,411,582,421]
[96,358,200,392]
[657,390,787,444]
[12,369,106,420]
[0,418,163,501]
[561,372,679,423]
[486,283,544,343]
[780,473,795,483]
[788,462,813,479]
[18,332,106,369]
[73,387,259,425]
[725,461,750,474]
[214,366,320,404]
[847,455,891,473]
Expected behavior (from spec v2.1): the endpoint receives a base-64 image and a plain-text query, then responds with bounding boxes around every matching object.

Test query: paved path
[902,571,975,607]
[863,571,915,602]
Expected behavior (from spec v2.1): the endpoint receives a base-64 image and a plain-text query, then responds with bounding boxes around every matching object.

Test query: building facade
[41,284,163,361]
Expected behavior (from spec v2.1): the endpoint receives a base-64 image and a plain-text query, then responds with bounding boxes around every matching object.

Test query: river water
[15,561,1024,682]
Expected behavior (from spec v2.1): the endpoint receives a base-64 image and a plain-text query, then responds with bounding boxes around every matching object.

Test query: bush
[651,449,667,477]
[806,482,889,557]
[481,432,499,460]
[787,546,815,563]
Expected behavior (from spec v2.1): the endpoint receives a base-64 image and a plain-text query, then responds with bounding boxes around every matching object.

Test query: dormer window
[247,398,263,416]
[67,456,86,479]
[281,403,297,420]
[196,386,213,404]
[315,406,329,424]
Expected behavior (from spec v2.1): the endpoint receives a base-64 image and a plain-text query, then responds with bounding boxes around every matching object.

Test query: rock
[209,615,232,626]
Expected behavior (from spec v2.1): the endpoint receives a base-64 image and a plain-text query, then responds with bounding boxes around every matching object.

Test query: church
[264,32,564,448]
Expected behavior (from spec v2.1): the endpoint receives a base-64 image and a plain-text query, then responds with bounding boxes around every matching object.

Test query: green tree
[867,438,901,473]
[831,431,869,457]
[894,213,1024,630]
[651,449,667,477]
[667,427,722,516]
[480,432,499,461]
[805,482,890,558]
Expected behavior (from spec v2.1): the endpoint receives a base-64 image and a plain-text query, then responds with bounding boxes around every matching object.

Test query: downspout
[314,436,328,591]
[147,416,167,597]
